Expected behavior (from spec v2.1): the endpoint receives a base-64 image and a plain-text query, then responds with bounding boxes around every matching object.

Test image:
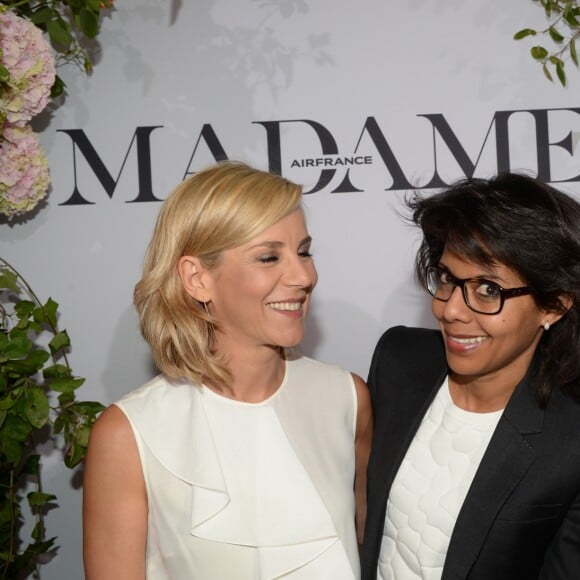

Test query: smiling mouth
[267,302,302,311]
[448,335,488,345]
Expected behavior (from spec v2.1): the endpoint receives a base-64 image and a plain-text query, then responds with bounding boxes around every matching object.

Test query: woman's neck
[206,345,286,403]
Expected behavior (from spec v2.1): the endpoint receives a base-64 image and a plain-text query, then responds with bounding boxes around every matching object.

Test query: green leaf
[43,364,72,379]
[53,414,65,434]
[79,8,99,38]
[531,45,549,60]
[0,388,22,410]
[47,18,72,49]
[42,298,59,328]
[31,522,43,540]
[49,330,70,353]
[49,377,85,393]
[32,306,47,325]
[3,349,49,378]
[67,0,84,11]
[65,441,85,468]
[15,317,31,331]
[51,74,66,99]
[84,55,94,74]
[2,438,22,464]
[24,387,50,429]
[556,61,567,86]
[22,453,41,477]
[74,401,105,416]
[0,269,19,292]
[549,26,565,43]
[58,391,75,406]
[2,334,32,358]
[2,414,33,442]
[29,6,53,25]
[23,537,56,555]
[74,424,91,447]
[571,39,578,66]
[86,0,103,12]
[565,11,580,26]
[26,349,51,369]
[27,492,57,507]
[0,63,10,83]
[514,28,537,40]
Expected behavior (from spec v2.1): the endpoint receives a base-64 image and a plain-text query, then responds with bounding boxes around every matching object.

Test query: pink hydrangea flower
[0,124,50,220]
[0,10,56,125]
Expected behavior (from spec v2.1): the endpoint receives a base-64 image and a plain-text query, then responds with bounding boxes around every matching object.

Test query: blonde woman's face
[204,209,317,356]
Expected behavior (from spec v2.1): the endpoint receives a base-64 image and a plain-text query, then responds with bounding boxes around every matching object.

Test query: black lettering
[58,126,163,205]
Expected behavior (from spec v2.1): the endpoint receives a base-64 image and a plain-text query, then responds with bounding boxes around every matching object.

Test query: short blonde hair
[134,161,303,387]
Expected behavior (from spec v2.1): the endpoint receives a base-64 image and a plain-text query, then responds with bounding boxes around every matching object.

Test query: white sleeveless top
[115,354,360,580]
[377,378,503,580]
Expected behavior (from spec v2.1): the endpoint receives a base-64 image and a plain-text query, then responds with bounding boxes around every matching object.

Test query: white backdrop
[2,1,580,577]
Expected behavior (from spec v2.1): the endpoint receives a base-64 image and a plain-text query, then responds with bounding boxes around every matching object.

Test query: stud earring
[544,322,550,331]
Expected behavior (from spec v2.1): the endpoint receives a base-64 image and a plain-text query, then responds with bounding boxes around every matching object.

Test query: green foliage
[0,0,115,97]
[0,259,104,579]
[515,0,580,86]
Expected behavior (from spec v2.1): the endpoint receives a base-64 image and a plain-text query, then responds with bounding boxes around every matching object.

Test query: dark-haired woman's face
[432,247,557,400]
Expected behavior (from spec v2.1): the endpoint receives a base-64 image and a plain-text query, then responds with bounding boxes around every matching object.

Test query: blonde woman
[83,162,372,579]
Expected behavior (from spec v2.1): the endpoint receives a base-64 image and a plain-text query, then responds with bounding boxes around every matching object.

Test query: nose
[438,284,472,321]
[286,255,317,291]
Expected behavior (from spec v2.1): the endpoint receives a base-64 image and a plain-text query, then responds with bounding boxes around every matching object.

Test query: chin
[274,333,305,349]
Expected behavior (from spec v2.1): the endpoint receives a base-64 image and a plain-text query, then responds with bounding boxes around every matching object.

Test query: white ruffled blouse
[116,354,360,580]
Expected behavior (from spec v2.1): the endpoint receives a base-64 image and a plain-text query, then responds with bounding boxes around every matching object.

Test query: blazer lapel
[442,367,544,579]
[370,369,444,504]
[363,328,447,579]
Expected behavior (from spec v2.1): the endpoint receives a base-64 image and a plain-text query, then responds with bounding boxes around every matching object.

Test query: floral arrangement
[0,3,112,578]
[0,0,114,220]
[0,258,105,579]
[0,10,53,220]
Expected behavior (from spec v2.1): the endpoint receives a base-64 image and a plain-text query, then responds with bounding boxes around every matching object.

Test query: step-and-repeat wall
[2,1,580,577]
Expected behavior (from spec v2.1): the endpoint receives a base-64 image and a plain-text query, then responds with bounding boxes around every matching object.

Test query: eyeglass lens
[426,267,503,314]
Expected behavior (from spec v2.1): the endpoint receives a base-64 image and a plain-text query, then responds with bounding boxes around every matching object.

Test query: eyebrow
[437,263,504,283]
[248,236,312,251]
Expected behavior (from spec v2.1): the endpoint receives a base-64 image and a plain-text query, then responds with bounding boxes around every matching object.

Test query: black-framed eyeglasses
[425,265,532,315]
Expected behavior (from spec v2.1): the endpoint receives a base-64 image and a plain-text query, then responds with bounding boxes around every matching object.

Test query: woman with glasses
[362,173,580,580]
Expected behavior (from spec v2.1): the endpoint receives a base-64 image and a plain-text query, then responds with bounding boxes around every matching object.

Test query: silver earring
[544,322,550,331]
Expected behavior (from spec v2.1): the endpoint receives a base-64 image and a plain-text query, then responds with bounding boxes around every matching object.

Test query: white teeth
[267,302,301,311]
[451,336,487,344]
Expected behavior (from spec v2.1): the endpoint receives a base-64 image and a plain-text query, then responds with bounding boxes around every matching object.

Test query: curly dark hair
[408,173,580,406]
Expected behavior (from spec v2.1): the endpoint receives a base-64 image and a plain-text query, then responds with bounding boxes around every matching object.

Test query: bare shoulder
[351,373,372,543]
[351,373,372,414]
[83,404,147,579]
[88,404,133,446]
[351,373,372,437]
[84,404,142,481]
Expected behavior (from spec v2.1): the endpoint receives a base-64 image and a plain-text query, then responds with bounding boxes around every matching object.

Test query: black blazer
[361,326,580,580]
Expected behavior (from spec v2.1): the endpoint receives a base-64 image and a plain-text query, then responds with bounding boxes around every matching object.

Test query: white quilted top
[377,377,503,580]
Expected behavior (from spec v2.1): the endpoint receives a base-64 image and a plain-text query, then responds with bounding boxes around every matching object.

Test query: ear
[178,256,211,303]
[543,293,574,328]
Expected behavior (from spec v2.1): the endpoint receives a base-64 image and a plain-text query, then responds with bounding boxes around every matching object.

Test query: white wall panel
[2,1,579,576]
